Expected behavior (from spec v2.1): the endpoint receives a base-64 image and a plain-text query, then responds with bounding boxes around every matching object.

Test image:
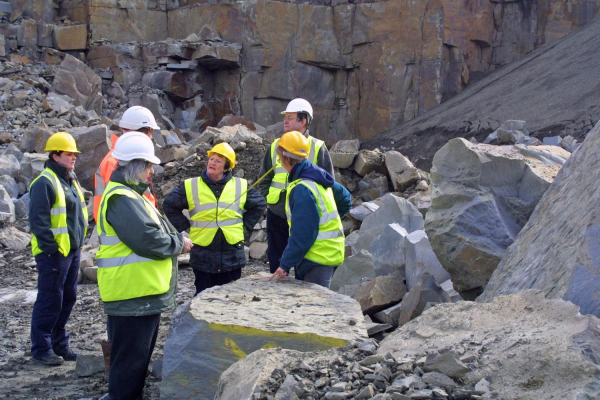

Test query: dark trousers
[193,268,242,296]
[266,209,289,273]
[31,248,80,358]
[107,313,161,400]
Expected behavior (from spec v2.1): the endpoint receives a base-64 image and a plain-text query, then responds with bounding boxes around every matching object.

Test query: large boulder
[379,291,600,400]
[479,121,600,318]
[50,55,103,115]
[69,125,109,190]
[161,273,367,400]
[330,250,374,293]
[426,138,569,292]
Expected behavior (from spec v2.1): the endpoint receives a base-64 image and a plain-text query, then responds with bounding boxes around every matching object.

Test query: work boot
[54,348,78,361]
[32,352,64,366]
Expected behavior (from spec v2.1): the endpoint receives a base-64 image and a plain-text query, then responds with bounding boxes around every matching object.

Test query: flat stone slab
[161,273,367,399]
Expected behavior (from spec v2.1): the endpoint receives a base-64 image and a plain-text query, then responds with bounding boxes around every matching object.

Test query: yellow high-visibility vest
[184,176,247,246]
[285,179,345,266]
[95,182,172,302]
[266,136,324,204]
[30,168,88,256]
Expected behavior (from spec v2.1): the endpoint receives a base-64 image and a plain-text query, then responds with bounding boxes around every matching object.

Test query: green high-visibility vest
[30,168,88,256]
[266,136,324,204]
[184,176,247,246]
[95,182,172,302]
[285,179,345,266]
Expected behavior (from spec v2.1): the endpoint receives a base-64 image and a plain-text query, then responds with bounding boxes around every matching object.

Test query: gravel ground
[0,245,268,400]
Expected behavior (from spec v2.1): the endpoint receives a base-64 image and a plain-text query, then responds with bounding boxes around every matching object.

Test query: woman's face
[53,152,77,170]
[207,154,226,179]
[140,163,155,182]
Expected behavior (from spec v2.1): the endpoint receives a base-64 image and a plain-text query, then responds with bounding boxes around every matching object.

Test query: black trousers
[107,313,161,400]
[193,268,242,296]
[30,249,80,358]
[266,209,289,273]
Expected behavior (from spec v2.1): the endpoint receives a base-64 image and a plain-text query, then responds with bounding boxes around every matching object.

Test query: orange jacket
[93,134,157,222]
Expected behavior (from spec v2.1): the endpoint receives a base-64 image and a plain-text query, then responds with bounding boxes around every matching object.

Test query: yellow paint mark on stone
[224,338,246,359]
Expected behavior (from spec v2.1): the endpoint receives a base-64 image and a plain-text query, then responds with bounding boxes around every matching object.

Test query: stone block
[156,145,188,164]
[161,273,367,399]
[423,352,471,379]
[394,167,429,192]
[83,266,98,282]
[89,7,168,43]
[0,1,12,14]
[249,241,268,259]
[0,34,5,57]
[0,185,15,222]
[19,153,47,182]
[371,223,408,278]
[68,124,109,189]
[142,70,203,101]
[385,151,414,191]
[51,55,103,114]
[0,226,30,250]
[352,275,407,315]
[0,154,20,178]
[372,302,402,327]
[190,42,241,69]
[17,19,37,48]
[113,68,142,90]
[75,354,105,377]
[353,149,385,176]
[330,250,374,293]
[399,274,450,326]
[330,151,357,169]
[37,22,53,47]
[405,230,451,291]
[0,175,18,198]
[348,201,379,222]
[331,139,360,153]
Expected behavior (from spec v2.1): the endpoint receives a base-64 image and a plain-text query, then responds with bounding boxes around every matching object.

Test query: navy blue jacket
[29,159,86,255]
[279,160,351,276]
[163,170,266,273]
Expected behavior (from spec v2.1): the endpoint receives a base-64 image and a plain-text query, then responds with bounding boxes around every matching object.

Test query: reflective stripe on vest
[185,176,247,246]
[285,179,345,266]
[95,182,172,302]
[30,169,88,256]
[266,136,324,204]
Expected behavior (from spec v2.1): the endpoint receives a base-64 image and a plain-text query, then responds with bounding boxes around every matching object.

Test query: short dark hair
[49,151,63,161]
[297,112,310,127]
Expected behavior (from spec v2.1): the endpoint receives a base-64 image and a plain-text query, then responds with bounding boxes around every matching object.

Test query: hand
[269,267,288,281]
[182,237,193,253]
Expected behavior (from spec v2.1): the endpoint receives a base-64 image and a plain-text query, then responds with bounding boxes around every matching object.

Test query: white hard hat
[281,98,313,120]
[112,132,161,164]
[118,106,160,131]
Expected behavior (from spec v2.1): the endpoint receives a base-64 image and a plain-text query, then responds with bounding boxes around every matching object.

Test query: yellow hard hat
[44,132,80,153]
[207,142,236,169]
[278,131,309,158]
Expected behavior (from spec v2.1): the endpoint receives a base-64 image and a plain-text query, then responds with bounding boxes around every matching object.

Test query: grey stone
[0,2,12,14]
[74,354,105,377]
[373,302,402,327]
[0,175,18,198]
[543,135,562,146]
[68,124,109,189]
[348,201,379,222]
[423,352,471,379]
[0,185,15,222]
[366,321,393,336]
[392,375,425,390]
[371,223,408,278]
[426,138,569,292]
[249,241,268,259]
[399,274,451,326]
[356,385,376,399]
[51,55,103,115]
[82,267,98,282]
[0,226,30,250]
[330,250,374,293]
[324,391,351,399]
[19,153,47,182]
[0,154,20,178]
[13,195,28,218]
[162,274,367,399]
[405,230,451,291]
[479,121,600,318]
[385,151,414,192]
[359,354,385,366]
[330,151,357,169]
[422,371,457,388]
[1,144,23,162]
[409,389,433,399]
[352,275,406,315]
[353,150,385,176]
[43,93,75,116]
[394,167,429,191]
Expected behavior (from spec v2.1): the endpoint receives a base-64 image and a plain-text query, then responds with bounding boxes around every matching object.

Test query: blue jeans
[266,209,289,273]
[30,248,80,358]
[297,265,336,288]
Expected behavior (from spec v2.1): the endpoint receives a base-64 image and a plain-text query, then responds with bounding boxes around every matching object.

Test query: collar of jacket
[44,159,77,182]
[288,159,310,182]
[110,169,151,195]
[202,169,232,185]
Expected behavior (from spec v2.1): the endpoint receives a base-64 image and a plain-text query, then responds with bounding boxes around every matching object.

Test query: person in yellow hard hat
[269,131,351,288]
[29,132,89,366]
[164,142,266,295]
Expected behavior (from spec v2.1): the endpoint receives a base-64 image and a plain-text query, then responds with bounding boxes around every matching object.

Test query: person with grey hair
[95,132,192,400]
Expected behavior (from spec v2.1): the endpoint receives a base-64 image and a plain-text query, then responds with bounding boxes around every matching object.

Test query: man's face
[283,112,305,133]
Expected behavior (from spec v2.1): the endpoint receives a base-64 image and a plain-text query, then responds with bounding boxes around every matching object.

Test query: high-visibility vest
[266,136,324,204]
[95,182,172,302]
[93,134,156,222]
[285,179,345,266]
[184,176,247,246]
[30,168,89,256]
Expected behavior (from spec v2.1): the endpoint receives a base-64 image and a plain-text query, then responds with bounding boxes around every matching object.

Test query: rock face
[161,273,367,399]
[425,138,569,292]
[479,121,600,318]
[57,0,599,146]
[379,291,600,400]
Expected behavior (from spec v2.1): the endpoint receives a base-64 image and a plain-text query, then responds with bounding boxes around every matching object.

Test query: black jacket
[29,159,86,255]
[163,170,266,273]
